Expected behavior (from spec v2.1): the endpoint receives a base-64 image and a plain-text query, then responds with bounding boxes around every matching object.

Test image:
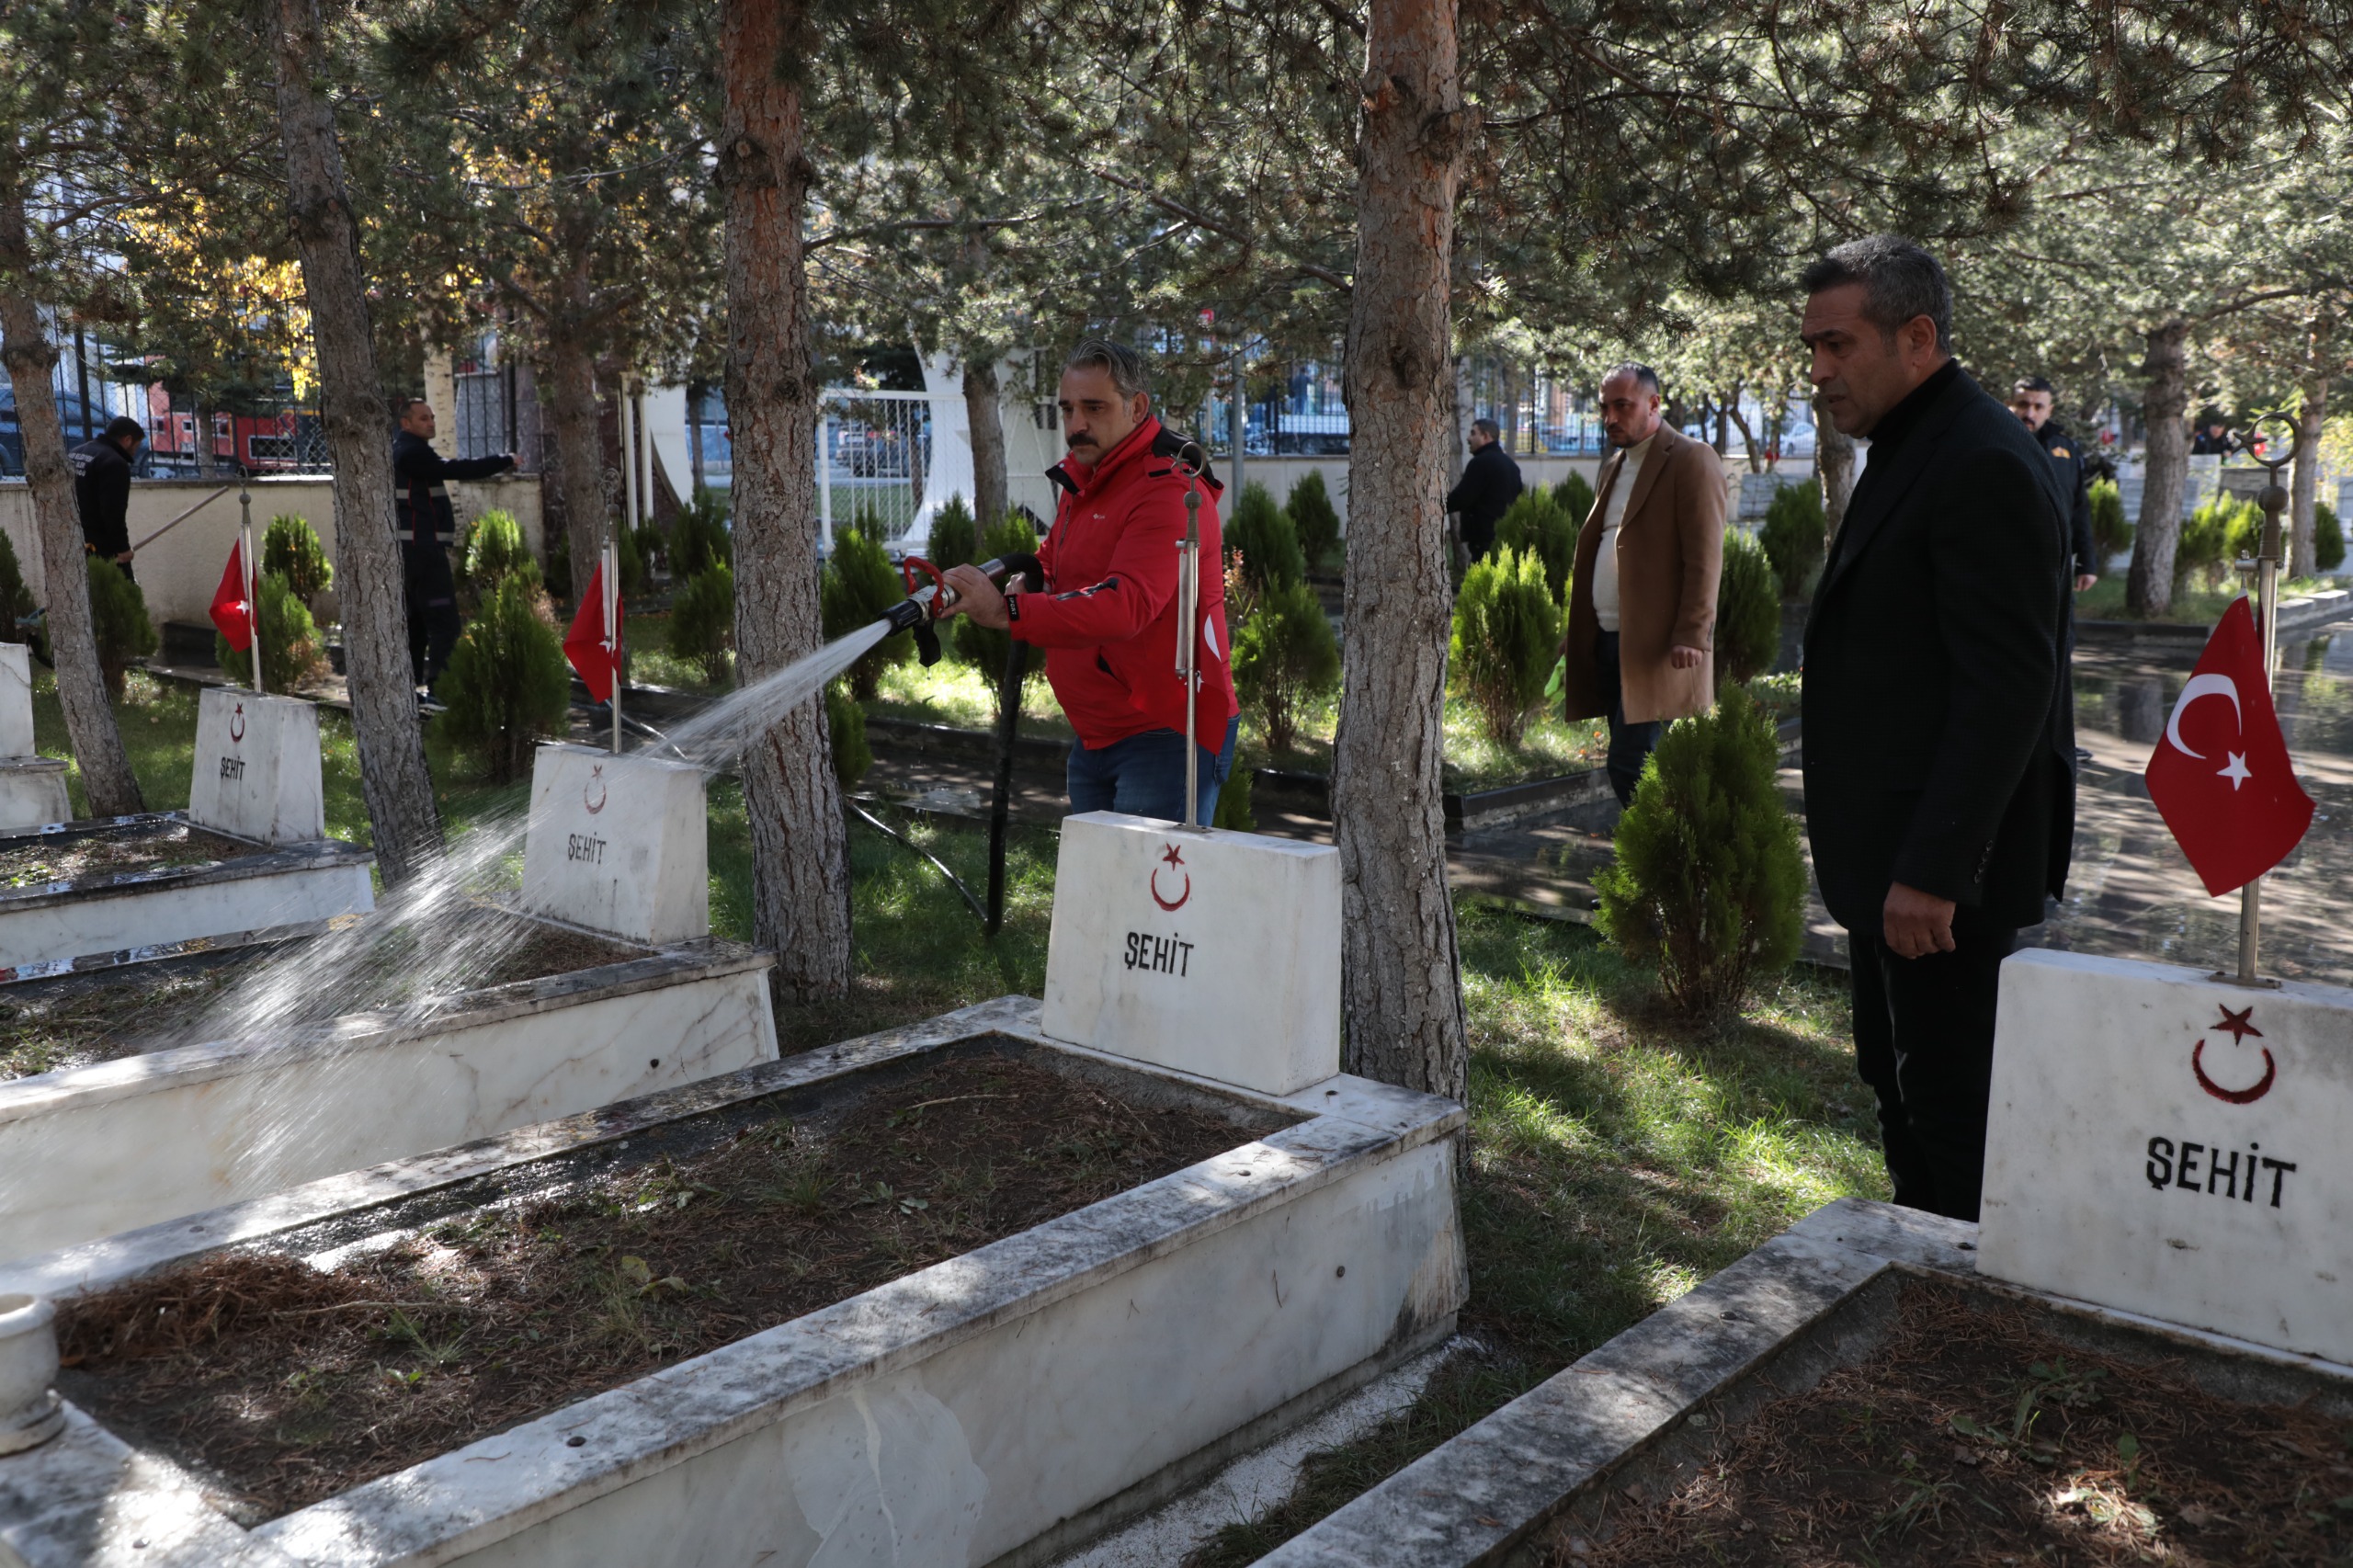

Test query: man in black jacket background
[1446,417,1522,562]
[70,416,147,581]
[1799,236,2075,1221]
[2008,376,2100,591]
[393,397,514,692]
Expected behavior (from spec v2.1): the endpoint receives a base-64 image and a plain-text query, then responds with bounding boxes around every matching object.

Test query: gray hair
[1063,338,1150,400]
[1799,235,1953,353]
[1599,362,1660,396]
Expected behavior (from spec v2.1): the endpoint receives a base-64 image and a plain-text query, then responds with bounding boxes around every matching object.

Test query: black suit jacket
[1802,366,2075,933]
[1445,441,1523,545]
[2033,418,2097,577]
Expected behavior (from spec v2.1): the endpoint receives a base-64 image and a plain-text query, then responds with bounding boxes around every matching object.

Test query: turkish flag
[210,540,253,651]
[2144,596,2314,896]
[563,562,621,703]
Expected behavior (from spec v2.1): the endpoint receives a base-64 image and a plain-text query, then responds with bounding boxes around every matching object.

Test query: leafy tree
[668,562,736,686]
[1552,472,1596,526]
[670,490,733,580]
[264,515,332,611]
[1285,471,1341,574]
[1715,528,1780,684]
[436,571,570,783]
[1234,579,1339,755]
[2089,480,2133,564]
[1493,490,1574,603]
[926,494,978,573]
[462,508,537,590]
[1449,546,1556,746]
[1595,685,1804,1018]
[1223,482,1303,595]
[1758,482,1825,600]
[2317,501,2345,573]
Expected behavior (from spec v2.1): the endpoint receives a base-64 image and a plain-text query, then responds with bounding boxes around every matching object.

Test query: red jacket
[1007,416,1236,750]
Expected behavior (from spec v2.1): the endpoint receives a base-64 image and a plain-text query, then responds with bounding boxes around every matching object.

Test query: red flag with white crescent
[2143,596,2314,896]
[563,562,621,703]
[210,540,254,651]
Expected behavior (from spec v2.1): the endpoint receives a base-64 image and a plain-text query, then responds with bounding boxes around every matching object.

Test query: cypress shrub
[2176,496,2243,589]
[671,491,733,579]
[0,529,31,641]
[1758,481,1825,599]
[927,494,979,571]
[215,572,326,692]
[437,572,571,783]
[462,508,536,590]
[1494,490,1574,602]
[632,520,665,577]
[1285,471,1341,573]
[1233,578,1340,754]
[615,516,646,597]
[952,513,1047,719]
[1223,481,1303,594]
[1212,755,1256,831]
[668,562,736,686]
[1450,545,1558,745]
[1715,528,1780,684]
[826,680,871,791]
[85,558,158,696]
[1594,684,1804,1018]
[2317,501,2345,573]
[2088,479,2132,562]
[262,515,332,611]
[1552,472,1597,525]
[820,527,911,699]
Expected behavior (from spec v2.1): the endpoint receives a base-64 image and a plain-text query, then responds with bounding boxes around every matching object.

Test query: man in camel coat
[1558,363,1725,804]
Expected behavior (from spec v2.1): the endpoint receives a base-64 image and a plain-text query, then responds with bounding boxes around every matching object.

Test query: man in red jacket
[940,339,1238,825]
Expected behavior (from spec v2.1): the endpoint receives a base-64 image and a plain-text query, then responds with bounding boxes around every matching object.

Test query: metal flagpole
[240,483,263,697]
[1171,441,1207,832]
[2223,411,2304,988]
[606,519,620,755]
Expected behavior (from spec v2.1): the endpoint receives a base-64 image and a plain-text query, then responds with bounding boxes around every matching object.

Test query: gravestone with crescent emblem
[518,744,709,946]
[1978,949,2353,1365]
[1040,812,1341,1096]
[0,642,69,829]
[186,687,328,844]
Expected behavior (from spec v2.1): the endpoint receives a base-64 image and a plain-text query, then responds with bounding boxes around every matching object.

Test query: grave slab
[0,643,32,760]
[1977,949,2353,1366]
[518,745,708,945]
[0,645,69,833]
[185,689,326,846]
[1042,813,1340,1096]
[0,998,1466,1568]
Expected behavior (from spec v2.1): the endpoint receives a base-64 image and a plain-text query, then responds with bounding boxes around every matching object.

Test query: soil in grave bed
[0,822,256,890]
[1553,1277,2353,1568]
[57,1051,1276,1523]
[0,915,644,1080]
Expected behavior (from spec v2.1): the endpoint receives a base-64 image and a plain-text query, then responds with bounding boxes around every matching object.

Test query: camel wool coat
[1558,422,1726,725]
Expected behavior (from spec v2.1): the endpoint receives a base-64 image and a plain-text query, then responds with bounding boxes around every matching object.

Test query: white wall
[0,472,544,630]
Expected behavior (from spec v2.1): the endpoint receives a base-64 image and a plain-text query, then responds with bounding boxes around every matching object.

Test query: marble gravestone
[519,744,709,946]
[0,642,69,830]
[184,687,327,845]
[1041,812,1341,1096]
[1979,949,2353,1367]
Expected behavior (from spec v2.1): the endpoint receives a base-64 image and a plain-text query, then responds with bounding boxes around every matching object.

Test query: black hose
[848,799,988,925]
[986,640,1031,934]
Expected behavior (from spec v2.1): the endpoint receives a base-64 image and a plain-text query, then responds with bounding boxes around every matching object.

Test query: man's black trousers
[408,599,460,688]
[1847,906,2017,1222]
[1594,630,1662,807]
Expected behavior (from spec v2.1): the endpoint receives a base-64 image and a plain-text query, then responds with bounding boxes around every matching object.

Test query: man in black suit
[1798,236,2075,1221]
[1446,417,1522,562]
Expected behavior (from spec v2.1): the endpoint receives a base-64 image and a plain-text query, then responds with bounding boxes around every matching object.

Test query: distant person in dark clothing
[2189,414,2234,456]
[1447,417,1522,562]
[2008,377,2099,590]
[70,416,147,581]
[392,398,514,692]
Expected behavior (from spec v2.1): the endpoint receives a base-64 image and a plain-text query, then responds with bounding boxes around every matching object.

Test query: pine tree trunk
[720,0,851,1005]
[0,192,145,816]
[541,326,608,590]
[1815,400,1856,541]
[1332,0,1469,1104]
[962,358,1006,538]
[2125,320,2189,619]
[2291,368,2325,579]
[272,0,441,882]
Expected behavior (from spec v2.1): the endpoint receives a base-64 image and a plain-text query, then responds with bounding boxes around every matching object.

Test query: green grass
[2075,574,2332,624]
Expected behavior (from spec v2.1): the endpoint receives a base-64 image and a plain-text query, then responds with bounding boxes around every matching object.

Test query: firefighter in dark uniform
[2009,377,2099,591]
[69,417,147,581]
[392,397,515,691]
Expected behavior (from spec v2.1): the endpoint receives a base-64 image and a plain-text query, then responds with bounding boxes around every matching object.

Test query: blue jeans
[1067,716,1240,826]
[1597,630,1661,807]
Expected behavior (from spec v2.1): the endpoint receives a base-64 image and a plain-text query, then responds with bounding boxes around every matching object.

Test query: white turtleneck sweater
[1590,432,1655,633]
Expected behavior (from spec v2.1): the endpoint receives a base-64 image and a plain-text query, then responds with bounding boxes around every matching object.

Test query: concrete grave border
[0,996,1467,1568]
[0,933,779,1265]
[0,812,375,971]
[1251,1197,2353,1568]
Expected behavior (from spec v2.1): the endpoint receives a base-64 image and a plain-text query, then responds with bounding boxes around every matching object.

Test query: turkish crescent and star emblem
[2143,597,2314,897]
[2191,1003,2276,1104]
[1150,842,1191,911]
[583,763,608,815]
[228,702,245,744]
